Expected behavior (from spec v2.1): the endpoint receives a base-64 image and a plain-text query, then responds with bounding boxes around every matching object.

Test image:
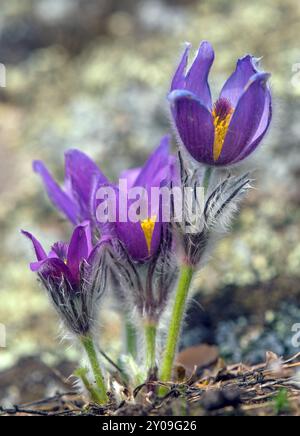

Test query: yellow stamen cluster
[140,216,157,255]
[212,107,233,162]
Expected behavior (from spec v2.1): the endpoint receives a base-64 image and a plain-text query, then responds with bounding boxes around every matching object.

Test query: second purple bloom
[169,41,272,166]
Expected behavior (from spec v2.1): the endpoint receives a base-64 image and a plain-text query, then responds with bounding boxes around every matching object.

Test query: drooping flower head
[22,222,108,336]
[169,41,272,166]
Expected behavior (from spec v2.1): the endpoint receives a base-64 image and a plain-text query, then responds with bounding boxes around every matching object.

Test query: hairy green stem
[144,322,157,374]
[75,367,104,405]
[159,265,194,394]
[125,317,138,358]
[81,336,108,405]
[158,166,212,394]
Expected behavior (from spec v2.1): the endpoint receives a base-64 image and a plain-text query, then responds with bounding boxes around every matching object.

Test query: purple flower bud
[22,222,109,336]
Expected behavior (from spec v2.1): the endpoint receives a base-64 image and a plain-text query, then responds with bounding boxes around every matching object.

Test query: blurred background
[0,0,300,405]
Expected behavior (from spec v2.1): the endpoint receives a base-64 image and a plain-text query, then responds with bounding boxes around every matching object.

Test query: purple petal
[220,55,260,108]
[116,220,162,262]
[87,235,112,266]
[169,90,215,165]
[217,73,270,166]
[134,136,171,190]
[184,41,215,110]
[113,182,163,261]
[67,222,92,281]
[33,161,78,225]
[119,167,141,189]
[64,149,108,222]
[21,230,47,261]
[50,241,69,261]
[94,181,119,237]
[171,43,191,91]
[233,88,272,163]
[31,257,73,283]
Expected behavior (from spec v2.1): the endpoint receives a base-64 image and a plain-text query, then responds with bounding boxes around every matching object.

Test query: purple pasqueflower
[169,41,272,166]
[33,140,176,264]
[95,137,178,322]
[96,136,176,263]
[33,149,107,225]
[22,222,109,336]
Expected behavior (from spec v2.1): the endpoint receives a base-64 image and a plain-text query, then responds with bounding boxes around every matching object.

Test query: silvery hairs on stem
[106,224,178,324]
[173,151,252,268]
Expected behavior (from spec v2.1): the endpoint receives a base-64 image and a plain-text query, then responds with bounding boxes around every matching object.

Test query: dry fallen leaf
[176,344,219,377]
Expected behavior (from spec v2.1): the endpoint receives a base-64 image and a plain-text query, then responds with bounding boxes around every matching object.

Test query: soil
[1,352,299,416]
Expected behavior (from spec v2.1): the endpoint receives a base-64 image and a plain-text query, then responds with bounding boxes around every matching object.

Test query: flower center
[140,216,157,255]
[212,98,233,162]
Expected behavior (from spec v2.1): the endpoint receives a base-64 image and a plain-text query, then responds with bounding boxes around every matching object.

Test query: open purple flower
[169,41,272,166]
[33,143,176,264]
[22,222,109,336]
[95,138,178,328]
[34,149,107,225]
[96,136,176,263]
[115,137,175,263]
